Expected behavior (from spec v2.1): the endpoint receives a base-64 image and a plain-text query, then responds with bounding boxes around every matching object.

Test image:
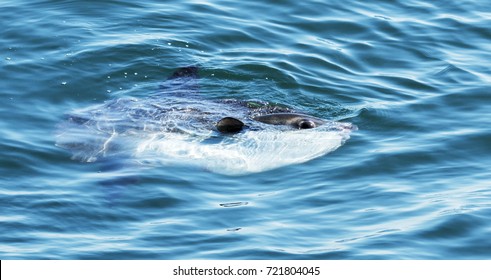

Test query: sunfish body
[56,66,356,175]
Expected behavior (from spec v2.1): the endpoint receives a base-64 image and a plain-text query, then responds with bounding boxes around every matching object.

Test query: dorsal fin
[158,66,199,95]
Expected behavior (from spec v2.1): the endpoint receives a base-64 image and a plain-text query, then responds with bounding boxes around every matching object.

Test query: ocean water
[1,0,491,259]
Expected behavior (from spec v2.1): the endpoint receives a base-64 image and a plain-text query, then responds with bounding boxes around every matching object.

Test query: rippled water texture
[1,0,491,259]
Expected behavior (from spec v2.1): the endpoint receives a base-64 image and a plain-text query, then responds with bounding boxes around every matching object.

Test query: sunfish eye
[298,119,316,129]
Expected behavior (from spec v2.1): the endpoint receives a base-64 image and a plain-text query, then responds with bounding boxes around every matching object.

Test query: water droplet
[167,42,172,46]
[61,81,67,85]
[107,89,111,93]
[134,72,138,75]
[107,76,111,79]
[5,57,11,61]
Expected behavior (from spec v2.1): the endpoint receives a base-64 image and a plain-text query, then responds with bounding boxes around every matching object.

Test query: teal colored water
[1,0,491,259]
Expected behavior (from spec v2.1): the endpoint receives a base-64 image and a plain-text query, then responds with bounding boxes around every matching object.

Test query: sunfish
[56,66,356,175]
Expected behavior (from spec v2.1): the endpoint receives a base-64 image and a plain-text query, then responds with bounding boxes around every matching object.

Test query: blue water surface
[1,0,491,259]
